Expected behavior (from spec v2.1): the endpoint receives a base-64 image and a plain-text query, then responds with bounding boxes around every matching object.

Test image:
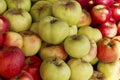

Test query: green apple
[40,57,71,80]
[5,0,31,12]
[69,25,78,36]
[38,16,70,44]
[52,0,82,25]
[97,61,120,80]
[67,58,93,80]
[78,26,102,42]
[30,22,39,34]
[3,8,32,32]
[90,57,99,65]
[64,34,90,58]
[30,1,52,22]
[0,0,7,15]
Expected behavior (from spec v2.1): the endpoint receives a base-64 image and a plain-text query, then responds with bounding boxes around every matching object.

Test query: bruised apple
[40,57,71,80]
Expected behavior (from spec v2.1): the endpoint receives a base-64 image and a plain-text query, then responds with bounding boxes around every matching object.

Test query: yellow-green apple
[82,39,97,62]
[24,56,42,80]
[38,16,69,44]
[3,31,23,49]
[64,34,90,58]
[40,57,71,80]
[67,58,93,80]
[45,0,57,3]
[20,31,41,56]
[97,37,120,62]
[9,70,33,80]
[90,57,99,65]
[69,25,78,36]
[3,8,32,32]
[78,26,102,42]
[39,42,68,61]
[97,60,120,80]
[30,1,52,22]
[0,16,10,33]
[77,9,92,27]
[52,0,82,25]
[30,22,39,34]
[5,0,31,12]
[0,0,7,15]
[0,46,25,79]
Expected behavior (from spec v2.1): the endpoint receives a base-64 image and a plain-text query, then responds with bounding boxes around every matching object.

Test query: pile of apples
[1,0,120,80]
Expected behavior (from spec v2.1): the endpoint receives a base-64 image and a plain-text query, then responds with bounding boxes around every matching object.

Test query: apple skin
[97,60,120,80]
[69,25,78,36]
[30,1,52,22]
[78,26,102,42]
[0,0,7,15]
[40,57,71,80]
[77,9,92,27]
[64,34,90,58]
[117,20,120,35]
[24,56,42,80]
[39,42,68,61]
[52,0,82,25]
[0,46,25,79]
[38,16,69,44]
[30,22,39,34]
[20,31,41,56]
[3,8,32,32]
[0,34,3,48]
[5,0,31,12]
[67,58,93,80]
[97,37,120,62]
[3,31,23,49]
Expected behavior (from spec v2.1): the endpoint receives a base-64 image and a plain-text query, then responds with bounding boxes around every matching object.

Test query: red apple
[0,46,25,79]
[111,3,120,21]
[115,0,120,3]
[86,0,95,11]
[97,37,120,62]
[117,20,120,35]
[24,56,42,80]
[0,34,3,48]
[0,16,9,33]
[97,20,117,38]
[94,0,114,7]
[9,70,33,80]
[91,4,111,24]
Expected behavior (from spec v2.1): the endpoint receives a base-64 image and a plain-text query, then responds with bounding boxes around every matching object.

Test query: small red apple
[0,46,25,79]
[97,37,120,62]
[24,56,42,80]
[0,16,9,33]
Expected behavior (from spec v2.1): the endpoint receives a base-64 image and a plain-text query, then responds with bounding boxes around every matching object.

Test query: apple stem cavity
[65,1,75,9]
[71,35,82,40]
[50,19,58,24]
[10,9,23,15]
[53,58,63,67]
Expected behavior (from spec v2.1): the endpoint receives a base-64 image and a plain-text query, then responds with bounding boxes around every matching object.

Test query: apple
[38,16,69,44]
[0,46,25,79]
[97,37,120,62]
[82,39,97,62]
[9,70,33,80]
[30,1,52,22]
[86,0,95,11]
[90,57,99,65]
[97,61,120,80]
[94,0,114,7]
[20,31,41,56]
[77,9,92,27]
[0,16,10,33]
[64,34,90,58]
[111,3,120,21]
[78,26,102,42]
[52,0,82,25]
[97,19,117,38]
[0,34,3,48]
[117,21,120,35]
[40,57,71,80]
[39,42,68,60]
[0,0,7,15]
[3,8,32,32]
[76,0,88,9]
[67,58,93,80]
[69,25,78,36]
[115,0,120,3]
[91,4,111,24]
[24,56,42,80]
[5,0,31,12]
[3,31,23,49]
[30,22,39,34]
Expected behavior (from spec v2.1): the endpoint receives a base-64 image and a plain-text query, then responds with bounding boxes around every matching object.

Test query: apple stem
[53,58,62,67]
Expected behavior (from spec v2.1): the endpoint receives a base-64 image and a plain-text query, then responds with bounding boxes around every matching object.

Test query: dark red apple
[91,4,111,24]
[86,0,95,11]
[94,0,114,7]
[76,0,88,9]
[115,0,120,3]
[24,56,42,80]
[0,34,3,48]
[97,19,117,38]
[111,3,120,21]
[97,37,120,62]
[0,16,9,33]
[0,46,25,79]
[117,21,120,35]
